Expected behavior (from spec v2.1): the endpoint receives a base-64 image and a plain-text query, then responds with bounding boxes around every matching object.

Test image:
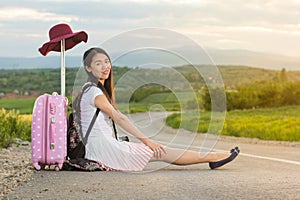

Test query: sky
[1,0,300,59]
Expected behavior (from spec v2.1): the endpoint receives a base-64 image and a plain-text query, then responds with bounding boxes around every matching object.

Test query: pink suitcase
[31,92,68,170]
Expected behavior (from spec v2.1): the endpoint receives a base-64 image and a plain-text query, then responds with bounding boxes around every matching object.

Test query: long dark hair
[83,47,115,106]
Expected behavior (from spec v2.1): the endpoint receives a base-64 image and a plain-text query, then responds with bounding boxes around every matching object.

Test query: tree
[280,68,288,83]
[201,87,226,112]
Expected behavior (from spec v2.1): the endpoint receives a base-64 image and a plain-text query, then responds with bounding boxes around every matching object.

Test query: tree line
[1,66,299,111]
[202,69,300,111]
[0,67,131,95]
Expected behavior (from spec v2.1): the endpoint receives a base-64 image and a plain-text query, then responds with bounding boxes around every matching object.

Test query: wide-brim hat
[39,23,88,56]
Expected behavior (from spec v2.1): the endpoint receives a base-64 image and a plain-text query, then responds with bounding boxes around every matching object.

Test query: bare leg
[150,147,231,165]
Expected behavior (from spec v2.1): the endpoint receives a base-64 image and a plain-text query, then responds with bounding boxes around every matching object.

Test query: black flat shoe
[209,147,240,170]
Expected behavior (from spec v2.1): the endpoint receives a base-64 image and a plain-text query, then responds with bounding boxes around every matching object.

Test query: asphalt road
[7,112,300,200]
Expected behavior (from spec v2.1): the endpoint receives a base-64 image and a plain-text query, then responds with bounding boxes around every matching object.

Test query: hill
[175,65,300,88]
[0,56,82,69]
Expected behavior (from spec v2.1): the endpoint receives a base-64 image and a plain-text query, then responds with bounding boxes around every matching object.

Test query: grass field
[0,92,184,114]
[165,106,300,141]
[117,91,197,113]
[0,96,72,114]
[0,98,36,114]
[1,93,300,146]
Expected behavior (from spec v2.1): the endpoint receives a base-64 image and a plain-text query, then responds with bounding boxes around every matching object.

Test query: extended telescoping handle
[60,39,66,97]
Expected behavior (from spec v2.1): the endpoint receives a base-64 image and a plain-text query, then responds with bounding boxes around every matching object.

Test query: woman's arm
[94,94,165,154]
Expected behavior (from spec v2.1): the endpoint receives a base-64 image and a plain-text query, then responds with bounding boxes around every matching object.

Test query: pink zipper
[42,95,49,164]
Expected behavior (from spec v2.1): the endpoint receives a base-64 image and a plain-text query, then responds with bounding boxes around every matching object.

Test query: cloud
[0,7,78,22]
[226,26,300,36]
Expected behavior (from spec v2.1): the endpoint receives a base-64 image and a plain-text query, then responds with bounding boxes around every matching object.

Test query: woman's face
[85,53,111,81]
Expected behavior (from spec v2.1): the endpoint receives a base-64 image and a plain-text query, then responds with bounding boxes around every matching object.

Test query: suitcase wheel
[54,166,60,171]
[55,163,63,171]
[33,162,41,170]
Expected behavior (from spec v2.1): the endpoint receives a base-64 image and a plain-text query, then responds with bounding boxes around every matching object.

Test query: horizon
[0,47,298,59]
[0,47,299,71]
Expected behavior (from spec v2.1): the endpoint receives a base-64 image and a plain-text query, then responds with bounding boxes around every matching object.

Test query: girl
[78,47,239,171]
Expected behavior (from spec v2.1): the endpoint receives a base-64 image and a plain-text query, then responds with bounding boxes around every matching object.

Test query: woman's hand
[143,139,166,159]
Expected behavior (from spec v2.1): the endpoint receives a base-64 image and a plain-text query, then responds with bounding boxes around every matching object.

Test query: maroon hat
[39,23,88,56]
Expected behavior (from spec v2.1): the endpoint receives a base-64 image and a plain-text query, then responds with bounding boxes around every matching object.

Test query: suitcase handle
[50,103,56,114]
[49,102,56,150]
[50,117,55,150]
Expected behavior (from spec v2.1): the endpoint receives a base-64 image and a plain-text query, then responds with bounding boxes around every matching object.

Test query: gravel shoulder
[0,142,34,199]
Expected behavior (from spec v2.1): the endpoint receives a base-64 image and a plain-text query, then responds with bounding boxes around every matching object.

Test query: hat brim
[39,31,88,56]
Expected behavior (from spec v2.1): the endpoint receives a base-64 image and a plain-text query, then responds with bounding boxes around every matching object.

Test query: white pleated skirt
[85,135,153,171]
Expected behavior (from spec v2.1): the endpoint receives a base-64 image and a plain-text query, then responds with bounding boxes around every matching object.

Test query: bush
[201,87,227,112]
[0,109,31,148]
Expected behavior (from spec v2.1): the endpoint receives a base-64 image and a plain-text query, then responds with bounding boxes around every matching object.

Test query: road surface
[7,112,300,200]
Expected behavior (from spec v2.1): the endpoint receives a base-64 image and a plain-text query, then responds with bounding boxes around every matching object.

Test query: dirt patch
[0,142,34,199]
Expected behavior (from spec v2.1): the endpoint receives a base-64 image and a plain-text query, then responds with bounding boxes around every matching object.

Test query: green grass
[0,98,36,114]
[142,92,195,103]
[0,96,72,114]
[0,92,183,115]
[117,92,197,113]
[223,107,300,141]
[117,101,180,114]
[165,106,300,142]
